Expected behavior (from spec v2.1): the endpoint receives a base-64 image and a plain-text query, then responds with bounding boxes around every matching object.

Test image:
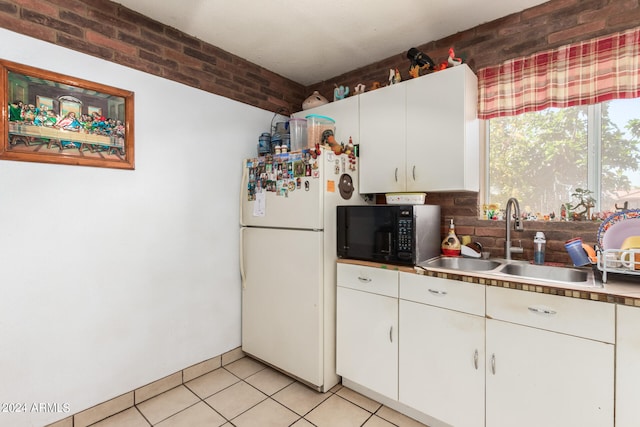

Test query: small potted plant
[567,188,596,220]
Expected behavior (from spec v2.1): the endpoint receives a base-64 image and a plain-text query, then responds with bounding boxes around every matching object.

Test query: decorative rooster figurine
[388,68,402,85]
[394,68,402,83]
[448,48,462,67]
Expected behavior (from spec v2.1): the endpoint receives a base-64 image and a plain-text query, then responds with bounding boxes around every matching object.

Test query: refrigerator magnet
[293,161,305,177]
[339,174,354,200]
[327,180,335,193]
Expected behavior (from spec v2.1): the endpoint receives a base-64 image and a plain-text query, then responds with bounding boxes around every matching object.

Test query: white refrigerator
[240,146,364,391]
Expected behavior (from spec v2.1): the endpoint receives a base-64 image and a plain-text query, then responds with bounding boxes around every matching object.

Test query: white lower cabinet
[615,304,640,427]
[486,287,614,427]
[337,264,616,427]
[399,300,485,427]
[398,272,485,427]
[336,264,398,400]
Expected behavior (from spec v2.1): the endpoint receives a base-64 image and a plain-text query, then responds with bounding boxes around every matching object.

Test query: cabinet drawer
[486,286,614,343]
[399,272,485,316]
[337,263,398,297]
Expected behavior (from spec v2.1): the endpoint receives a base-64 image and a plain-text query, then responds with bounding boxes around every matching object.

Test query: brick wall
[2,0,638,263]
[0,0,306,114]
[4,1,638,116]
[427,192,601,264]
[309,0,640,98]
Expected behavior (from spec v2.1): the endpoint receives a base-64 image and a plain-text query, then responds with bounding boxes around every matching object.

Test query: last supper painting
[1,59,134,169]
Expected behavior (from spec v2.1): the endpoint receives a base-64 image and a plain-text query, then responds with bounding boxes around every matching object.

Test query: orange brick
[13,0,58,16]
[86,30,136,56]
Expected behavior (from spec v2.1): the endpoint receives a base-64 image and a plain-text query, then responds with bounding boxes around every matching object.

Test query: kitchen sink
[422,257,502,271]
[420,256,599,287]
[498,263,589,283]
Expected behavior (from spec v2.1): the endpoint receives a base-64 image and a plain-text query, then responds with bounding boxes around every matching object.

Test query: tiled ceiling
[114,0,550,86]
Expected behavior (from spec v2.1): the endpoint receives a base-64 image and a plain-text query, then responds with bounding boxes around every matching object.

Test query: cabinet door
[337,286,398,400]
[486,319,614,427]
[359,83,406,194]
[406,65,479,191]
[399,300,484,427]
[616,304,640,427]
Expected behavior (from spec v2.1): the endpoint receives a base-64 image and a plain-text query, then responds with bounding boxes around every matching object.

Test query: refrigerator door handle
[239,227,246,289]
[239,162,248,226]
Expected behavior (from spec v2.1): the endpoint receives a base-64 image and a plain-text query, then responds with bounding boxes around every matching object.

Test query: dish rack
[597,248,640,283]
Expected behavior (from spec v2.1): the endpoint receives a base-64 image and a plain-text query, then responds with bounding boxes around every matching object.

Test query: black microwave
[337,205,441,266]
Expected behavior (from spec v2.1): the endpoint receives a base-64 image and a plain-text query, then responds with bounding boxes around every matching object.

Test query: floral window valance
[477,26,640,120]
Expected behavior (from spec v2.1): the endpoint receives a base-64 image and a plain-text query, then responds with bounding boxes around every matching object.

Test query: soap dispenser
[442,218,462,256]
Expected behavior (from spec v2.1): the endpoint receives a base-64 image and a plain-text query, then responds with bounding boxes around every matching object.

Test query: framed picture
[1,59,134,169]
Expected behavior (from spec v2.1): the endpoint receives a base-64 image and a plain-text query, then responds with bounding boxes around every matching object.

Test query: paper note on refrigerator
[253,191,266,216]
[326,180,335,193]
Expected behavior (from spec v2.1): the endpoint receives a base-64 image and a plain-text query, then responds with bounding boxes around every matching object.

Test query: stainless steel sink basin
[423,257,502,271]
[498,263,589,283]
[420,256,599,287]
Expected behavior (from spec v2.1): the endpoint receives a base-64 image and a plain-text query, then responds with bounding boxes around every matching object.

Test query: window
[487,98,640,217]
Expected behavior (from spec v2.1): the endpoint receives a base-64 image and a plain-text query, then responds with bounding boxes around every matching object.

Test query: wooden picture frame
[1,59,134,169]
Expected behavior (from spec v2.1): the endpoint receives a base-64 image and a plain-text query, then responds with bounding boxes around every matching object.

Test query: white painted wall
[0,28,272,426]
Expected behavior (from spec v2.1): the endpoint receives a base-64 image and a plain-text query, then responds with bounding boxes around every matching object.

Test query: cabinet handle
[428,288,447,296]
[357,276,372,283]
[491,353,496,375]
[394,167,398,182]
[473,349,479,370]
[389,326,393,343]
[527,306,557,315]
[412,165,416,181]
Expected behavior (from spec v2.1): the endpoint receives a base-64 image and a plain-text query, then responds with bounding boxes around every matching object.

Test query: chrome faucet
[504,197,524,260]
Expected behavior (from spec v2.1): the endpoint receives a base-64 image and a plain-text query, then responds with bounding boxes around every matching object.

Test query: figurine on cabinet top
[448,48,463,67]
[388,68,401,85]
[333,85,349,101]
[302,91,329,110]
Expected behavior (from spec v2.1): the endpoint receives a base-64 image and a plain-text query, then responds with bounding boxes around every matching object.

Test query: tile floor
[90,356,429,427]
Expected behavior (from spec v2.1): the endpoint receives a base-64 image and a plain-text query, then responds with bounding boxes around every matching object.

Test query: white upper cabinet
[358,83,407,194]
[405,64,479,192]
[297,65,479,194]
[359,64,479,194]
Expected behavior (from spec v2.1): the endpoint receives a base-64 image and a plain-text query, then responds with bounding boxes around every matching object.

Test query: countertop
[337,258,640,307]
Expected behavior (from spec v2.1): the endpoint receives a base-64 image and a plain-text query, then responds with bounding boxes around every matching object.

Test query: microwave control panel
[397,208,413,260]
